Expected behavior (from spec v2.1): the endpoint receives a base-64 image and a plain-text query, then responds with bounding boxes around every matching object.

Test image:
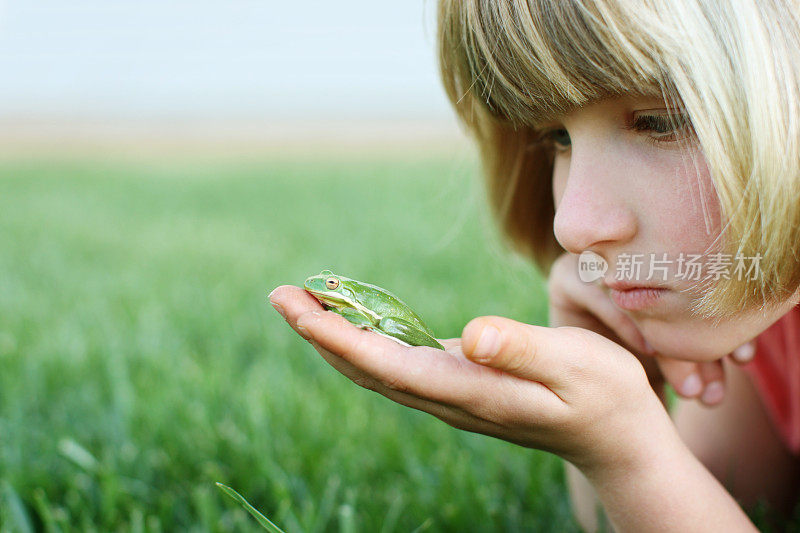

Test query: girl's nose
[552,156,638,255]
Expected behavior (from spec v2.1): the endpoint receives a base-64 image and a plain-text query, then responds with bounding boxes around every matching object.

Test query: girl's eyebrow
[633,107,687,113]
[532,118,564,130]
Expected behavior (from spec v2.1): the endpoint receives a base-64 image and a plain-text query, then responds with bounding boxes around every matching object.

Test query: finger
[309,340,503,436]
[698,360,725,406]
[439,338,461,352]
[730,341,756,364]
[268,284,324,339]
[295,309,542,409]
[270,286,411,392]
[575,284,654,355]
[268,284,321,313]
[655,356,704,398]
[310,339,381,391]
[461,315,609,393]
[549,263,653,354]
[279,287,563,429]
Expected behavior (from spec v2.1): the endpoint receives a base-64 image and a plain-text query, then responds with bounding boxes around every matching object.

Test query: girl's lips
[608,287,668,311]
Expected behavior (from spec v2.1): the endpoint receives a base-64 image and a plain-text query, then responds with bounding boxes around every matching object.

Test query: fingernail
[473,326,501,358]
[701,381,724,404]
[268,287,278,300]
[732,342,756,363]
[271,302,287,319]
[681,373,703,396]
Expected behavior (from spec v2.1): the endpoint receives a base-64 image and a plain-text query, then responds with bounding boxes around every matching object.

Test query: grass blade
[215,482,286,533]
[1,481,33,533]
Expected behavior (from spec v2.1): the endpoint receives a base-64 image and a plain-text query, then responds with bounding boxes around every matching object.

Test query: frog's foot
[378,317,444,350]
[364,326,414,347]
[335,307,375,329]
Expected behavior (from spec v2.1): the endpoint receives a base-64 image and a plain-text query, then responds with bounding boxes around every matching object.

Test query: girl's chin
[638,296,799,362]
[640,324,738,362]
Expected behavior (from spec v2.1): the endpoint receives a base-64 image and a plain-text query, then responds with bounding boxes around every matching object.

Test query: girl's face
[548,96,798,362]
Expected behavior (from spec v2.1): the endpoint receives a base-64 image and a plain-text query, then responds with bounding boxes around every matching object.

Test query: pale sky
[0,1,454,120]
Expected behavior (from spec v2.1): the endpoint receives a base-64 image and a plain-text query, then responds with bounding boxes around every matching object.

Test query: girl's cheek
[657,150,722,254]
[551,157,568,208]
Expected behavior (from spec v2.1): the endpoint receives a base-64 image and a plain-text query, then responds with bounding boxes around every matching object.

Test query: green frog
[303,270,444,350]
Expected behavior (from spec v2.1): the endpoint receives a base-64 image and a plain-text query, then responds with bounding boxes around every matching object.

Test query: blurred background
[0,1,564,531]
[0,0,460,154]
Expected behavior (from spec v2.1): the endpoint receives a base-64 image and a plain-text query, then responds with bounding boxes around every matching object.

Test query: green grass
[0,153,571,531]
[216,483,286,532]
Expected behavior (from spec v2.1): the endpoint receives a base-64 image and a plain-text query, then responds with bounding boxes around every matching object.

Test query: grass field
[0,152,577,531]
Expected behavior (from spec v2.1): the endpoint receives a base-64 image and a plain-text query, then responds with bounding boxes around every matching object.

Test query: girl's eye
[629,111,692,143]
[538,127,571,152]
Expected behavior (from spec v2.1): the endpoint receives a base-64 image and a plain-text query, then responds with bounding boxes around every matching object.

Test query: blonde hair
[438,0,800,318]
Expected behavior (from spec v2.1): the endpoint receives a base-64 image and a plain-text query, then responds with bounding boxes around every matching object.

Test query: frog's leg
[332,306,374,329]
[378,317,444,350]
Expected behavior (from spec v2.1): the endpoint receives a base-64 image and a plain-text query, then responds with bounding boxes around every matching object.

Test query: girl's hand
[547,252,756,406]
[269,285,674,471]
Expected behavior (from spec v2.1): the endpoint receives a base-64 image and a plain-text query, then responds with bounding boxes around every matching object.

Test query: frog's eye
[325,277,339,290]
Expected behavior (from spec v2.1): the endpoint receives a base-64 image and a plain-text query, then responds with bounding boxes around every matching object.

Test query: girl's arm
[547,252,761,530]
[269,285,758,532]
[577,411,756,532]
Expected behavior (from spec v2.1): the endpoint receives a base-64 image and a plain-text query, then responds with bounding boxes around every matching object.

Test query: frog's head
[303,270,355,310]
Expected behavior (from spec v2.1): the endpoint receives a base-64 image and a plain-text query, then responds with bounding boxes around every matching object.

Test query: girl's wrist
[577,392,683,484]
[572,404,755,532]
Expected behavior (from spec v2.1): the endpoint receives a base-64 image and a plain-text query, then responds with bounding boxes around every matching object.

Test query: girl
[270,0,800,529]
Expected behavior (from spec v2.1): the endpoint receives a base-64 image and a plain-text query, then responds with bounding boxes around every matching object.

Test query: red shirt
[742,304,800,454]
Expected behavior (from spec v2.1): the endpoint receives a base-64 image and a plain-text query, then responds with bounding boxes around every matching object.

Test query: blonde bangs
[441,0,669,128]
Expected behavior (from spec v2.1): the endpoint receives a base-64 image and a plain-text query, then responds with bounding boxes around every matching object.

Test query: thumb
[461,316,588,390]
